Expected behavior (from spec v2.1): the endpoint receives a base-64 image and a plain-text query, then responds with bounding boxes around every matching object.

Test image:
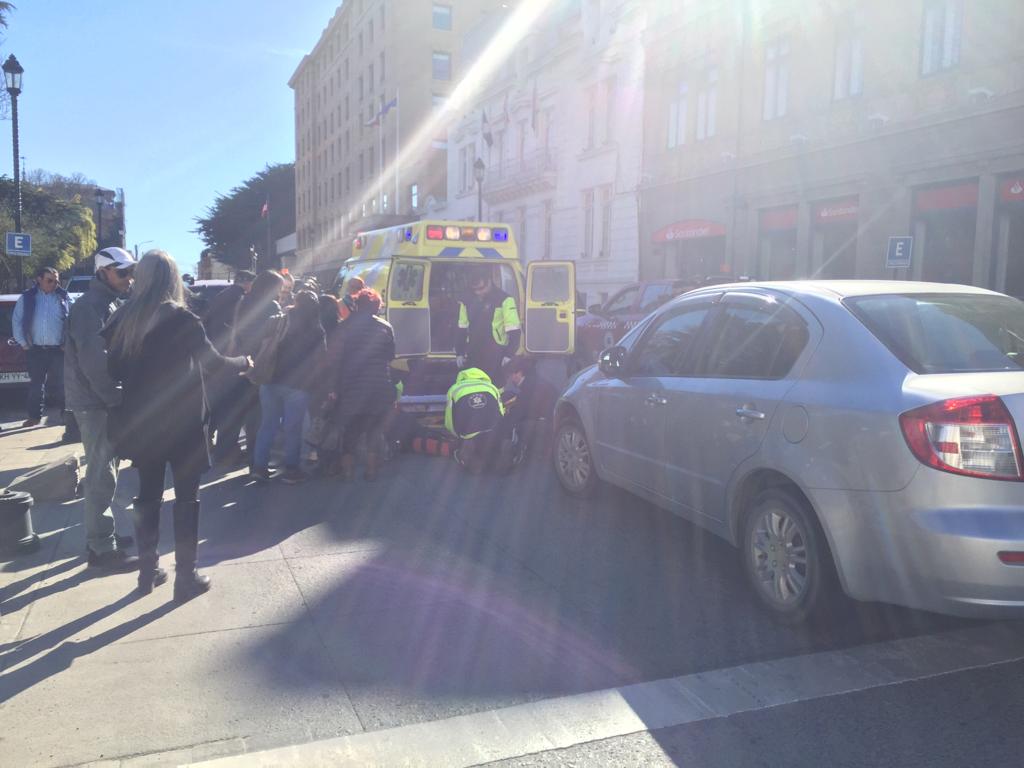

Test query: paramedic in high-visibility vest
[455,269,521,384]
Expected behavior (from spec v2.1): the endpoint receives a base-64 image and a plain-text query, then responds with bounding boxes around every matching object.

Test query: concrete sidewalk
[0,420,629,767]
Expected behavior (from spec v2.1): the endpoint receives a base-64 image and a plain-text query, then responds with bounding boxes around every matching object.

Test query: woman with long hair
[325,288,396,481]
[251,289,326,484]
[105,250,251,601]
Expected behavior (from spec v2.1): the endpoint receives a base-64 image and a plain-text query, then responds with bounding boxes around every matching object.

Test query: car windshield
[846,293,1024,373]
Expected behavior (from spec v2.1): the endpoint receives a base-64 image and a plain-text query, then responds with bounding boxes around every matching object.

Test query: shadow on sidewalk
[0,556,87,608]
[0,593,176,700]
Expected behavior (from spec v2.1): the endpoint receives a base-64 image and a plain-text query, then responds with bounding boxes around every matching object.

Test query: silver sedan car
[553,281,1024,622]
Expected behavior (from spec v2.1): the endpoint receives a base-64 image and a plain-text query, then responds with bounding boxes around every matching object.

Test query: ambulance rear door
[525,260,576,354]
[387,258,431,357]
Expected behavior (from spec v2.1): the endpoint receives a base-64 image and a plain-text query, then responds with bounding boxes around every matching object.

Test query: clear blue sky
[3,1,335,273]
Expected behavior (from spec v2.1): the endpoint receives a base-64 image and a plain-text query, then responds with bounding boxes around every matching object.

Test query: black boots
[172,500,211,603]
[132,499,168,594]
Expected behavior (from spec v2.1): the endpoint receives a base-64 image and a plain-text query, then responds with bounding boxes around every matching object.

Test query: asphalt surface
[483,658,1024,768]
[2,381,1020,766]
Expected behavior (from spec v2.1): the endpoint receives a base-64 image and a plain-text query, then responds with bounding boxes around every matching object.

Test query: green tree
[0,177,96,290]
[194,163,295,270]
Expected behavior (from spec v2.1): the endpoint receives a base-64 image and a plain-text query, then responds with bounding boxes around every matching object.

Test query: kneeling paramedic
[455,270,520,385]
[445,367,509,472]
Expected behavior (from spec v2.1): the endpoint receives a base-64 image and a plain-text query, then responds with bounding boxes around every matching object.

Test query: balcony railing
[484,148,558,203]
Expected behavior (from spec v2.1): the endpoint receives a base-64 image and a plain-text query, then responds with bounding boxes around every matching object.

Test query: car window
[604,286,640,315]
[639,283,674,313]
[703,301,809,379]
[390,262,425,302]
[846,294,1024,373]
[630,304,712,377]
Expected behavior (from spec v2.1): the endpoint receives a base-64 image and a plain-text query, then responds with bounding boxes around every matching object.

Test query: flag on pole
[481,110,493,147]
[380,96,398,118]
[260,199,269,218]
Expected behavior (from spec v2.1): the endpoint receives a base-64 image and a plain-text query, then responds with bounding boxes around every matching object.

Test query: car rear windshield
[846,293,1024,374]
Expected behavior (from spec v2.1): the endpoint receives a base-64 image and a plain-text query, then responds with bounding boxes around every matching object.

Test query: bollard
[0,489,40,555]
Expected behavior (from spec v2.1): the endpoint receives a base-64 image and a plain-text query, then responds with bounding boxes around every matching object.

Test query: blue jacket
[13,284,69,347]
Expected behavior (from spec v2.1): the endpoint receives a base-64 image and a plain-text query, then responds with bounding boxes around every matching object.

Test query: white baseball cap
[95,247,138,272]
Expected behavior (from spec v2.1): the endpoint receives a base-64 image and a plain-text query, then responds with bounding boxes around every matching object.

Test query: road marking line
[189,623,1024,768]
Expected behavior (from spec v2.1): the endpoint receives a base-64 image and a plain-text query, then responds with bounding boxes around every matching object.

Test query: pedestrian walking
[250,290,326,484]
[455,267,521,385]
[215,269,285,467]
[12,266,73,433]
[104,250,251,600]
[325,288,396,481]
[64,247,139,571]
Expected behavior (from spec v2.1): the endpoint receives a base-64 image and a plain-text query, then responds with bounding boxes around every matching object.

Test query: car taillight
[899,395,1023,481]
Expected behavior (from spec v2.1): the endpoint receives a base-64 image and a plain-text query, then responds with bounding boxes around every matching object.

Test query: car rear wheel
[553,419,599,498]
[741,487,835,624]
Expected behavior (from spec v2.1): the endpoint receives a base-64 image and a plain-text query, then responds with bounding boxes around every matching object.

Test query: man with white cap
[64,247,140,572]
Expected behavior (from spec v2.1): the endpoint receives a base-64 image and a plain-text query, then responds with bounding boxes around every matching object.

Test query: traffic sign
[5,232,31,256]
[886,236,913,269]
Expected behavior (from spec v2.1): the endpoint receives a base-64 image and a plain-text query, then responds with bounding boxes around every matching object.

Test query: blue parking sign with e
[886,236,913,269]
[5,232,32,255]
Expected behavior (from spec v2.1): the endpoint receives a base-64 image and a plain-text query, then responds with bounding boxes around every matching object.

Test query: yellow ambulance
[334,219,576,415]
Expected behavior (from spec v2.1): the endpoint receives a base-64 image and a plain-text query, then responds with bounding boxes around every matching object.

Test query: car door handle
[645,394,668,407]
[736,406,766,420]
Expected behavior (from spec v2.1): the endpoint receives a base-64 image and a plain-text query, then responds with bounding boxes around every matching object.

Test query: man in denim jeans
[12,266,71,430]
[64,248,140,571]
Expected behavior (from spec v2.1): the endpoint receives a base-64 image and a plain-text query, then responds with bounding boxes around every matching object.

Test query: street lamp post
[3,54,25,290]
[94,188,105,250]
[133,240,154,259]
[474,158,486,222]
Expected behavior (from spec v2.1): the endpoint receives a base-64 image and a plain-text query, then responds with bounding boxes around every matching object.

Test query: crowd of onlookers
[6,247,556,603]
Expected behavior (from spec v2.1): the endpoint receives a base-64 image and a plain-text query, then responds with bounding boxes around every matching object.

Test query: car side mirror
[598,345,628,377]
[588,303,604,315]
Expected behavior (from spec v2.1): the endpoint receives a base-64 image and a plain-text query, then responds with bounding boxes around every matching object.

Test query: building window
[921,0,962,75]
[834,18,864,99]
[763,37,790,121]
[583,189,594,258]
[369,19,374,44]
[585,85,597,149]
[345,166,351,193]
[433,4,452,30]
[432,51,452,81]
[369,146,375,175]
[410,183,419,210]
[518,119,528,168]
[667,81,688,148]
[696,67,718,140]
[603,77,616,145]
[380,5,385,31]
[368,63,374,93]
[359,32,363,56]
[380,51,385,83]
[599,186,612,258]
[359,152,364,181]
[358,75,364,101]
[432,93,448,111]
[344,58,349,79]
[383,192,389,212]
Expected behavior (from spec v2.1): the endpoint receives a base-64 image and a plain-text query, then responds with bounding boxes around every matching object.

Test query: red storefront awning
[1001,177,1024,203]
[813,197,859,224]
[653,219,726,243]
[915,181,979,213]
[760,205,798,232]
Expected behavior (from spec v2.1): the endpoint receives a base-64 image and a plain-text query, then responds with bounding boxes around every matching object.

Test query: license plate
[0,371,29,383]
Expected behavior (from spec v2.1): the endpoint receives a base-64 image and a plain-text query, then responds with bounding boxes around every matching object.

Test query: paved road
[1,401,1019,766]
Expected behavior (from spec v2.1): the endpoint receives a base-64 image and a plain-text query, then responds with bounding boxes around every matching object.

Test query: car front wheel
[741,487,836,624]
[553,419,599,498]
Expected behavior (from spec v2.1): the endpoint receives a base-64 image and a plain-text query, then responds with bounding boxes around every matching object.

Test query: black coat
[202,283,245,354]
[104,304,248,468]
[326,312,396,418]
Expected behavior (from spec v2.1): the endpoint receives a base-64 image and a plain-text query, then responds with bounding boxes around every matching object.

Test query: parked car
[65,275,92,302]
[574,276,741,369]
[187,279,232,316]
[0,294,29,387]
[553,280,1024,622]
